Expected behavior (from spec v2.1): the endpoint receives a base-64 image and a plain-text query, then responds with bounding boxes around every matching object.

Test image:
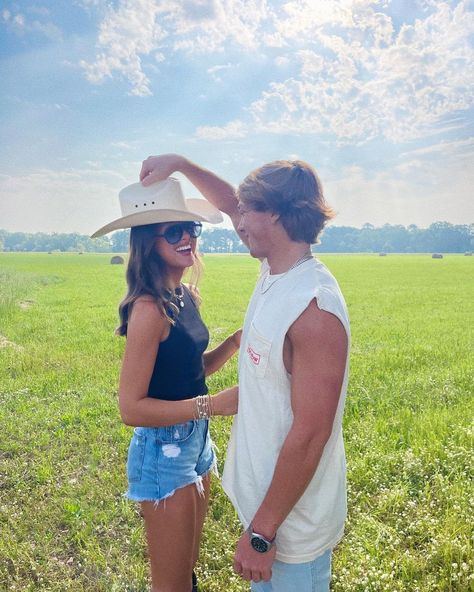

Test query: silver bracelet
[194,394,212,420]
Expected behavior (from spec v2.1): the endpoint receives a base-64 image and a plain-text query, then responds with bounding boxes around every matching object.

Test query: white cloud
[400,136,474,158]
[242,1,474,144]
[195,120,248,140]
[80,0,474,144]
[207,63,233,75]
[82,0,272,94]
[2,7,63,41]
[207,62,235,81]
[80,0,170,96]
[197,1,474,144]
[171,0,272,52]
[276,0,355,34]
[111,140,136,149]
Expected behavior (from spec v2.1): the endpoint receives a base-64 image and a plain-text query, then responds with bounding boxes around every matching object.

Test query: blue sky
[1,0,473,235]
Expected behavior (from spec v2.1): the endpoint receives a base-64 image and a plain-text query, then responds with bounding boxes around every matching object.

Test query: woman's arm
[118,299,238,427]
[203,329,242,376]
[118,298,192,427]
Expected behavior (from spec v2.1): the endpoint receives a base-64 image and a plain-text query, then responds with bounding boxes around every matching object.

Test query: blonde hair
[238,160,335,243]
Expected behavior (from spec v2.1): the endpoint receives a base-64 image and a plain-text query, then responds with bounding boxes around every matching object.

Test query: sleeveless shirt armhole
[313,287,351,344]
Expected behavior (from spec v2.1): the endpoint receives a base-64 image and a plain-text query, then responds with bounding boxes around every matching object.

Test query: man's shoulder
[289,299,343,340]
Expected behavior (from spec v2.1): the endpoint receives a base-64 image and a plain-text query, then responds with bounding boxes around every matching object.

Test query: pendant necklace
[174,286,185,308]
[165,285,185,322]
[261,252,313,294]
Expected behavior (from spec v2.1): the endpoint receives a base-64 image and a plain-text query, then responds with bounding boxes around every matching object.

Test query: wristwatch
[248,523,276,553]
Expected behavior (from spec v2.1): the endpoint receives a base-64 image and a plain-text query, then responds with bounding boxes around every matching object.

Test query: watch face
[251,535,269,553]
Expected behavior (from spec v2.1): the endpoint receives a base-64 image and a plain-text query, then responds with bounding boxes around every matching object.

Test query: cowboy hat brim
[91,199,223,238]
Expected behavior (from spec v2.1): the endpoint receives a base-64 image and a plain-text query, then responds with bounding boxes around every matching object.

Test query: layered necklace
[261,252,313,294]
[165,285,185,321]
[173,286,185,309]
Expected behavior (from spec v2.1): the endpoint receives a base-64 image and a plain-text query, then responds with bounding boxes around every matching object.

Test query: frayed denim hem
[124,456,218,507]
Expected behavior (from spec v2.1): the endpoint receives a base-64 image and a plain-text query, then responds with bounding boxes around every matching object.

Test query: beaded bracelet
[194,394,213,420]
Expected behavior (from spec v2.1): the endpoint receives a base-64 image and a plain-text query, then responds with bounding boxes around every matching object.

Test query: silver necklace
[174,286,185,308]
[261,252,313,294]
[165,285,185,322]
[287,252,313,272]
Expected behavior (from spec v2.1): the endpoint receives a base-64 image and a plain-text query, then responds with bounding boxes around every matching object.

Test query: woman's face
[153,221,201,272]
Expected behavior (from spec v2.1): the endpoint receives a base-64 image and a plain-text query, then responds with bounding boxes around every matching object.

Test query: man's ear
[270,211,280,224]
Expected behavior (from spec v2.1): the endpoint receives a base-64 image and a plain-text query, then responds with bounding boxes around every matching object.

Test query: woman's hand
[212,386,238,417]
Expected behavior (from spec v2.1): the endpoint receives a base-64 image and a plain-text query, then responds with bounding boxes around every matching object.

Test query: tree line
[0,222,472,254]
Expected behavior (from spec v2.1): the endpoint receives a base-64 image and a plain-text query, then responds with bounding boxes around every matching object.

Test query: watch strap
[248,523,276,552]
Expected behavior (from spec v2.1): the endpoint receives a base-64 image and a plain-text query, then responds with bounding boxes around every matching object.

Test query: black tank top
[147,286,209,401]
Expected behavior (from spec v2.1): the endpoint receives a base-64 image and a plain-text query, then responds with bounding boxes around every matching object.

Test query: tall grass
[0,252,472,591]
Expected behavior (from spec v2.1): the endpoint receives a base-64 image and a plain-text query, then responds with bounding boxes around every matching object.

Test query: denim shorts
[251,549,331,592]
[125,419,216,503]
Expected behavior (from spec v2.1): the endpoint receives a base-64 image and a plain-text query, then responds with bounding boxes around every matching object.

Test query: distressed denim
[125,419,215,503]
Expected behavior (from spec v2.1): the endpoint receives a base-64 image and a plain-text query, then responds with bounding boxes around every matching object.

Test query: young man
[140,154,350,592]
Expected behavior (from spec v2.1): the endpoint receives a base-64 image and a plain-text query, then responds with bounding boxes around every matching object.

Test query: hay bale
[379,252,387,257]
[465,251,472,256]
[110,255,125,265]
[432,253,443,259]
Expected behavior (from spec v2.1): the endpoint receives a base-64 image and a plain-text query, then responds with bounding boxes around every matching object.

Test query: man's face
[237,201,275,259]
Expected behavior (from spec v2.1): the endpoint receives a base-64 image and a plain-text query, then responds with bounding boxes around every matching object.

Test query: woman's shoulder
[126,296,170,344]
[133,294,159,307]
[129,296,166,326]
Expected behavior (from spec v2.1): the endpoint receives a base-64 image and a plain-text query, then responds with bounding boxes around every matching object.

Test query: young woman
[92,179,240,592]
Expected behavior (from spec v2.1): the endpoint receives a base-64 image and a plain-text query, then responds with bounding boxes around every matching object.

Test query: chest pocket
[244,322,272,379]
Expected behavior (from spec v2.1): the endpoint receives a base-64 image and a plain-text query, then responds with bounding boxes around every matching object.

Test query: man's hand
[139,154,187,186]
[233,530,276,583]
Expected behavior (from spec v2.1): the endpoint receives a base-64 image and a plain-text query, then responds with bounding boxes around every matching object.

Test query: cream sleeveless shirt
[222,257,350,563]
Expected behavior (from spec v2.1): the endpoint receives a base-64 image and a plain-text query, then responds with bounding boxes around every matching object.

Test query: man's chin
[248,246,263,260]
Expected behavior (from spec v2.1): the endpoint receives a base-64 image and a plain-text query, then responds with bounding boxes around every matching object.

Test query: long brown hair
[117,223,202,336]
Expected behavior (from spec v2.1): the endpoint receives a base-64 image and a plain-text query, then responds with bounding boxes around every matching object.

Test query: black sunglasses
[155,222,202,244]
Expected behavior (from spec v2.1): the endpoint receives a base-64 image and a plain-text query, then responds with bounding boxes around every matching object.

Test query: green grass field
[0,252,472,592]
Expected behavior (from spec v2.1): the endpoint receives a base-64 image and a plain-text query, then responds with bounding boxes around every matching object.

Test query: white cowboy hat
[91,177,223,238]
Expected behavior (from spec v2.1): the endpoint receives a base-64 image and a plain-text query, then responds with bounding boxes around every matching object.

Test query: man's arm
[140,154,245,242]
[233,299,348,583]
